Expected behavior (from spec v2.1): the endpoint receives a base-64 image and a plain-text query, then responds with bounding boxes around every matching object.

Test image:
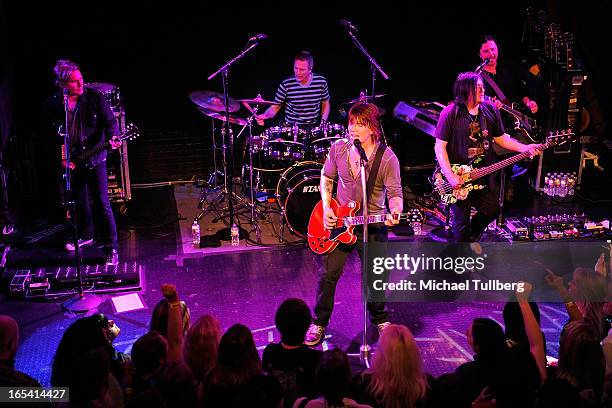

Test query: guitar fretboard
[344,211,420,226]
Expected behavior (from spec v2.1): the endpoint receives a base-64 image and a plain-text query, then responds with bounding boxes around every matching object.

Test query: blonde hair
[366,324,428,408]
[183,315,221,382]
[348,103,382,141]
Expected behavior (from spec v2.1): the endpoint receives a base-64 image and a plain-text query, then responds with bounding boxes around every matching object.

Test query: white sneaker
[65,238,94,251]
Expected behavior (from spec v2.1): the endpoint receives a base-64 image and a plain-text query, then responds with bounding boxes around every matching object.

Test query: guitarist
[478,35,541,199]
[43,59,122,266]
[433,72,542,242]
[304,103,403,346]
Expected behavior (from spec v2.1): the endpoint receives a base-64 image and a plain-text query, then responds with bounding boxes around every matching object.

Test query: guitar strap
[480,71,509,105]
[366,142,387,202]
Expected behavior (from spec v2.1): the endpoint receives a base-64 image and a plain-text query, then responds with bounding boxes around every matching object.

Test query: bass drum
[276,161,328,238]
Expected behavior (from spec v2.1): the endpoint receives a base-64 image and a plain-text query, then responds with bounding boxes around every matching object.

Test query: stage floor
[0,183,599,386]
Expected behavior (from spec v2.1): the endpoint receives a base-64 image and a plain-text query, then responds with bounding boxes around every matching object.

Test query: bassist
[433,72,542,242]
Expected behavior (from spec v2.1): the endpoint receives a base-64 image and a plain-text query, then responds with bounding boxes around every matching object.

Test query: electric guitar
[61,123,140,168]
[307,199,423,254]
[433,130,574,204]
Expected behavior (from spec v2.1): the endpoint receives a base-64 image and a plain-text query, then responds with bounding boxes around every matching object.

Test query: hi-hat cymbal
[198,108,247,126]
[190,91,240,113]
[342,93,386,105]
[238,97,280,105]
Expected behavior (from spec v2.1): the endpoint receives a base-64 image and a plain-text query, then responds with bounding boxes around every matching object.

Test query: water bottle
[412,221,422,236]
[544,175,550,196]
[231,223,239,246]
[192,220,200,247]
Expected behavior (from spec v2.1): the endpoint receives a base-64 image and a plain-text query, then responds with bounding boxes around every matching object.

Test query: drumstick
[242,101,254,113]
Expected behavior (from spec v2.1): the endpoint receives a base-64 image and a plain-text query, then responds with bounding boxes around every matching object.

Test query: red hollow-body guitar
[307,198,423,254]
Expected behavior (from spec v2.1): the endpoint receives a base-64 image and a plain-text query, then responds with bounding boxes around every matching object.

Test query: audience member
[0,315,40,386]
[294,349,371,408]
[263,298,322,407]
[454,318,540,408]
[156,360,198,408]
[350,324,431,408]
[540,320,605,406]
[130,331,168,396]
[184,315,221,384]
[150,284,191,361]
[203,323,283,407]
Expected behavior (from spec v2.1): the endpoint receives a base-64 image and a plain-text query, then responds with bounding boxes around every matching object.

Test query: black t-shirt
[434,101,505,166]
[262,343,322,406]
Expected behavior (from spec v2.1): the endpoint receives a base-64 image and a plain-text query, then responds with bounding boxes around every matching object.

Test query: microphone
[475,58,490,74]
[248,33,268,42]
[339,20,358,32]
[353,139,368,162]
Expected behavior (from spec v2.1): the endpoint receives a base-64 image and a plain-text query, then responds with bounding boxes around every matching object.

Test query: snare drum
[276,161,334,237]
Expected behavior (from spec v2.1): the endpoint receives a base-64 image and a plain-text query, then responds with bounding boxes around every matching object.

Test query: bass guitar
[307,199,423,254]
[432,130,574,204]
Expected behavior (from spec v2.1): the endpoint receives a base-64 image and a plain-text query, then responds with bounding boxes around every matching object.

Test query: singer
[42,59,121,266]
[304,103,403,346]
[256,51,330,126]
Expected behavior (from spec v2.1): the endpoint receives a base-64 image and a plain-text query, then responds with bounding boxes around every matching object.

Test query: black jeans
[450,187,500,242]
[71,162,118,250]
[313,225,389,327]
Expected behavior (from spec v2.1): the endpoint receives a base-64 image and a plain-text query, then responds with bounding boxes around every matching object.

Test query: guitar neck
[484,96,529,124]
[75,140,110,163]
[470,142,550,181]
[344,212,416,226]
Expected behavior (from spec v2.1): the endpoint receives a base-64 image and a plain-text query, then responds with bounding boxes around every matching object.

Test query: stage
[3,183,602,386]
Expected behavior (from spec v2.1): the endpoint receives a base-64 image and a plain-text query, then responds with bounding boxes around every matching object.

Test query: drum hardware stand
[196,120,223,205]
[342,22,389,103]
[207,37,264,241]
[243,106,267,243]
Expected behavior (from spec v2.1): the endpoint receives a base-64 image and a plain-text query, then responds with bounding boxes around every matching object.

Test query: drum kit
[190,90,350,240]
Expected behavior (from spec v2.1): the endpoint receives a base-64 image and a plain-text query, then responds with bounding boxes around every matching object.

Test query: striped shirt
[274,73,330,125]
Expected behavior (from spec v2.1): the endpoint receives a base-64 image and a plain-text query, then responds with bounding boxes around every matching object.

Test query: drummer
[255,51,330,127]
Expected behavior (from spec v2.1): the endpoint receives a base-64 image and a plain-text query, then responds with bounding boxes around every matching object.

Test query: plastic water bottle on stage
[412,221,422,236]
[231,223,239,246]
[192,220,200,247]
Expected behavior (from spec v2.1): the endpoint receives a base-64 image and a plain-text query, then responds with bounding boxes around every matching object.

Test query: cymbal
[342,93,386,105]
[238,97,280,105]
[190,91,239,113]
[198,108,247,126]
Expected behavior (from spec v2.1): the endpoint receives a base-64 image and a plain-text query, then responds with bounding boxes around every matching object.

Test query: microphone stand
[357,147,371,367]
[61,93,102,312]
[344,28,389,100]
[208,40,261,241]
